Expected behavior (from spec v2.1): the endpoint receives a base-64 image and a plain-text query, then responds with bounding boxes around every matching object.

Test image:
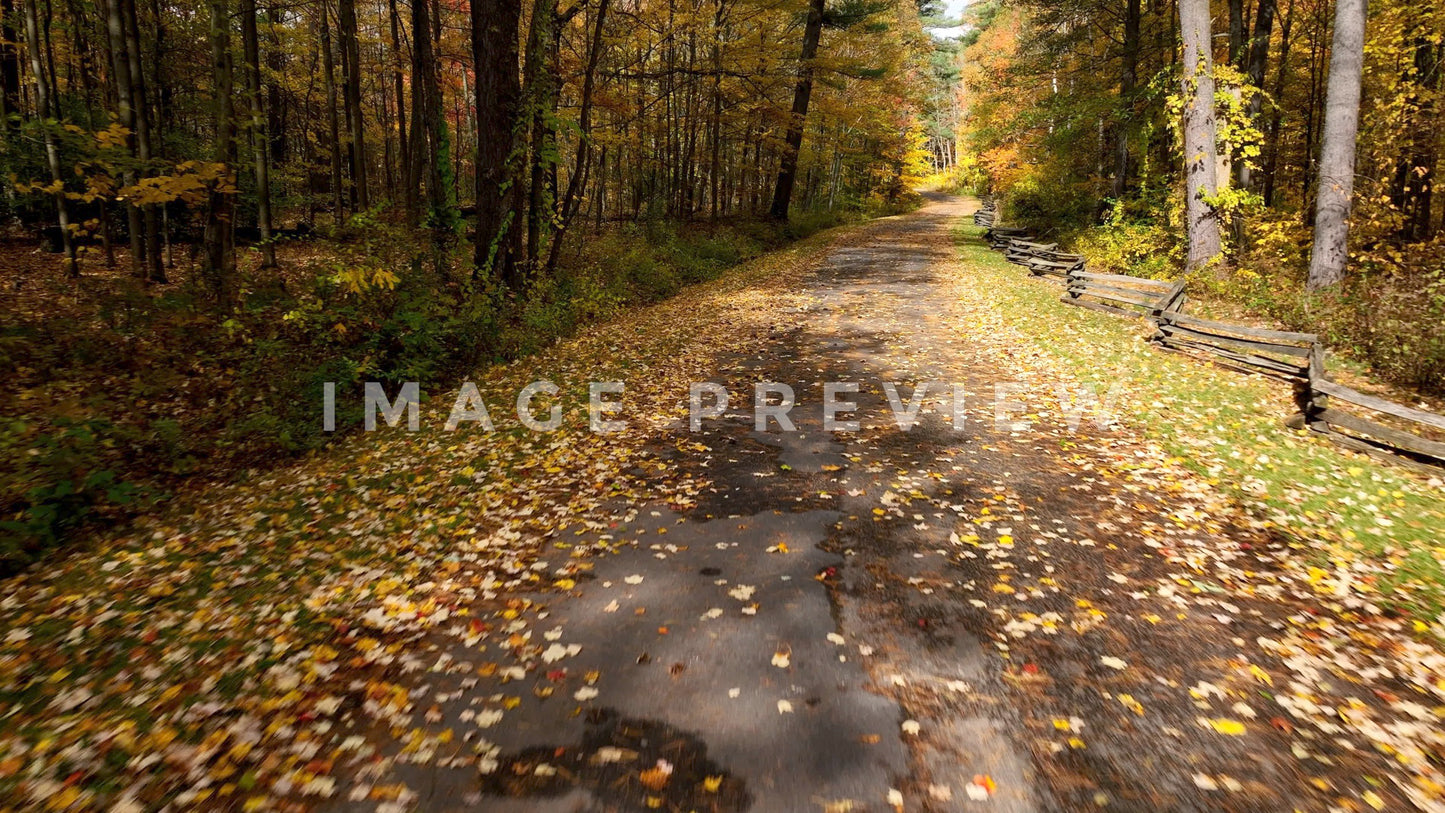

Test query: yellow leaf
[1209,718,1246,736]
[46,787,81,811]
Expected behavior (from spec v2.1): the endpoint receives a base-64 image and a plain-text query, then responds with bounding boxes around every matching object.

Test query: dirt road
[333,195,1441,812]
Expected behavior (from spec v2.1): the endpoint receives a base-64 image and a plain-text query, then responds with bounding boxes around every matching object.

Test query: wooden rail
[986,226,1031,250]
[1063,267,1176,318]
[1154,309,1315,382]
[977,205,1445,472]
[1298,359,1445,471]
[973,198,998,228]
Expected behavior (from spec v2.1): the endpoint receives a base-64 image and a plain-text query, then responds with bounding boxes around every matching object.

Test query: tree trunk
[1236,0,1276,190]
[106,0,144,278]
[546,0,610,274]
[472,0,523,287]
[320,1,344,223]
[521,0,556,271]
[768,0,824,222]
[1305,0,1365,291]
[1113,0,1141,199]
[1228,0,1247,68]
[1178,0,1222,274]
[265,2,286,166]
[1392,36,1438,240]
[1300,1,1330,222]
[408,0,435,223]
[23,0,76,274]
[338,0,367,210]
[122,0,163,281]
[1262,0,1295,207]
[241,0,275,267]
[410,0,455,233]
[0,0,19,126]
[203,0,236,306]
[389,0,409,211]
[0,0,20,213]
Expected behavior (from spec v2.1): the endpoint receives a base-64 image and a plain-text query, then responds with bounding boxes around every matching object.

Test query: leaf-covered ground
[3,195,1445,812]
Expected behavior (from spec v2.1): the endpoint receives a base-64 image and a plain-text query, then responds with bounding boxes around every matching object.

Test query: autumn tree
[769,0,825,221]
[0,0,929,294]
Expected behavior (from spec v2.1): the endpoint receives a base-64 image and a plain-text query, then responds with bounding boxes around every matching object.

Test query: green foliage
[426,120,462,233]
[1002,171,1095,233]
[500,220,778,356]
[1072,197,1180,279]
[0,418,141,572]
[927,155,986,195]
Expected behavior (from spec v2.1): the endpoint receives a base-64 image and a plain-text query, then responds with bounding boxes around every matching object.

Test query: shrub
[0,418,141,572]
[1072,202,1180,279]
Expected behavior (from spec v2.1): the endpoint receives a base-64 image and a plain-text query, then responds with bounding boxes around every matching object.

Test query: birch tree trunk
[23,0,77,275]
[1305,0,1366,291]
[1178,0,1222,273]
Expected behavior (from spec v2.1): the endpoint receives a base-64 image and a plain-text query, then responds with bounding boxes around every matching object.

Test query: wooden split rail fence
[973,199,998,228]
[976,200,1445,472]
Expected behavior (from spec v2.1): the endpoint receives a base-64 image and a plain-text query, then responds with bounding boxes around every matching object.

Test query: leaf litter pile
[3,198,1445,812]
